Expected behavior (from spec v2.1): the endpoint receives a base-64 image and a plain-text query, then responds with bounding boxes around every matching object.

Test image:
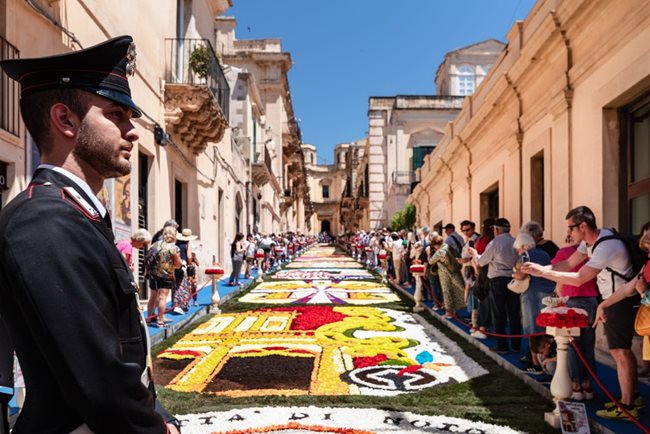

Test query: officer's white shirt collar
[37,164,108,217]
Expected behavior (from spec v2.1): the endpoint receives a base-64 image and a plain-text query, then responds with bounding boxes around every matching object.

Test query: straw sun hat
[176,228,198,241]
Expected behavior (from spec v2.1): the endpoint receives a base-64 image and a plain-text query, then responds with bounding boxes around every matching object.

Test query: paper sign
[558,401,590,434]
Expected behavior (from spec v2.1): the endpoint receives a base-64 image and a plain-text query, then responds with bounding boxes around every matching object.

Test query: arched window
[457,65,475,96]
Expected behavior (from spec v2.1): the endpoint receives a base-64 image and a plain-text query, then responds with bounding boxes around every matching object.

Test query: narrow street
[153,244,554,433]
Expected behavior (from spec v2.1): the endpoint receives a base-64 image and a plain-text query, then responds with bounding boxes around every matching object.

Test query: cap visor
[93,88,142,118]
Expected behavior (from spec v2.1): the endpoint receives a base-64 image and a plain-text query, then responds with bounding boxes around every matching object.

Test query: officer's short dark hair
[565,206,597,230]
[21,88,91,152]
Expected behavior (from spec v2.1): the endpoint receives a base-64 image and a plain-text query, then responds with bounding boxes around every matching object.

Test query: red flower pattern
[353,354,388,369]
[536,309,589,328]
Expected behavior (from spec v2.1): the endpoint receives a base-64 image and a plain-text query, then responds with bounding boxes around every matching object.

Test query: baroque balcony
[164,38,229,154]
[252,145,282,193]
[0,36,20,136]
[252,145,274,185]
[340,196,355,211]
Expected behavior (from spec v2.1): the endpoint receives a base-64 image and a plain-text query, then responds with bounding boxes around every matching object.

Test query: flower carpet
[271,269,375,280]
[238,280,399,305]
[178,406,522,433]
[156,305,486,396]
[156,244,550,433]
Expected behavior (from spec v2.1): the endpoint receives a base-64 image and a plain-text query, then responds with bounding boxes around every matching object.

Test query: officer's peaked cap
[0,35,141,117]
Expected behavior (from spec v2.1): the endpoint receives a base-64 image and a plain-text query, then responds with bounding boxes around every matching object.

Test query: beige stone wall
[306,158,344,235]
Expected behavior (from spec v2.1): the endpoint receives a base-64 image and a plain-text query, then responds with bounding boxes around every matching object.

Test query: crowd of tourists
[341,206,650,420]
[115,220,314,328]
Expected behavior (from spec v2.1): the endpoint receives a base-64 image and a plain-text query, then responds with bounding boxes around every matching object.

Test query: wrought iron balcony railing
[1,36,20,136]
[391,171,416,185]
[165,38,229,120]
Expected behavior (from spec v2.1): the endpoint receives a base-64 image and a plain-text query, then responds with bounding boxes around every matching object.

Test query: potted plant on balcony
[188,45,209,80]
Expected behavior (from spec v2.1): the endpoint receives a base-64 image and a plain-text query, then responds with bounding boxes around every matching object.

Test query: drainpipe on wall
[425,187,432,227]
[551,10,574,207]
[440,157,454,224]
[460,138,472,218]
[505,72,524,228]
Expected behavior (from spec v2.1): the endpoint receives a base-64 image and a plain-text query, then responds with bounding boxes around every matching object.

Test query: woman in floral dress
[152,226,182,326]
[427,235,466,317]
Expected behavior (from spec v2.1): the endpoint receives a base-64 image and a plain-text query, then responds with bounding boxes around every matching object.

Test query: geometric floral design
[238,280,400,305]
[155,306,487,397]
[285,261,365,269]
[270,269,375,280]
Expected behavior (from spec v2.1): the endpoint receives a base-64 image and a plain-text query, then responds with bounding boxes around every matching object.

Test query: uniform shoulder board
[62,186,100,220]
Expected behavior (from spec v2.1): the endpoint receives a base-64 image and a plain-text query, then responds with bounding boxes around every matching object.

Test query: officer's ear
[50,103,80,139]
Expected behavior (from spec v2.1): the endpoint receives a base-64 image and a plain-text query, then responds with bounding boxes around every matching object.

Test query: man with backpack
[443,223,464,258]
[522,205,644,419]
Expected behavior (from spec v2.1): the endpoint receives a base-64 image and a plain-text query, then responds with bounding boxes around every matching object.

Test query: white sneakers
[470,330,487,339]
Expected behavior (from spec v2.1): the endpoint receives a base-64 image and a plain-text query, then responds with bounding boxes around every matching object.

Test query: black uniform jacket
[0,169,168,433]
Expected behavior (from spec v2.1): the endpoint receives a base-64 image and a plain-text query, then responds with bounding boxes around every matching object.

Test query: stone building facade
[347,40,504,231]
[0,0,310,300]
[409,0,650,244]
[304,139,366,235]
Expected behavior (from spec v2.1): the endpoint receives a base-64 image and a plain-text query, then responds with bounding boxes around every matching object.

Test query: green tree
[391,204,416,231]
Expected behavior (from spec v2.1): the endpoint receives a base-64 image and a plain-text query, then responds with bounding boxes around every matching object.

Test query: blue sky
[228,1,537,164]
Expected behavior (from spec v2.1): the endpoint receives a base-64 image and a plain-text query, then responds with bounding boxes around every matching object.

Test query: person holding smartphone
[512,231,555,374]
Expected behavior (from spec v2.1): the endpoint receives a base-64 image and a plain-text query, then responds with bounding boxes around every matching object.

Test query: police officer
[0,37,180,433]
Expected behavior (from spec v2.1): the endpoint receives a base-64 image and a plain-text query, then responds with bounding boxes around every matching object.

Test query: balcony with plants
[164,38,230,154]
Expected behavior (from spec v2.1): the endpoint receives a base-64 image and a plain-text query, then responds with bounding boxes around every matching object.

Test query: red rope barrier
[392,270,647,429]
[569,339,650,432]
[393,277,546,339]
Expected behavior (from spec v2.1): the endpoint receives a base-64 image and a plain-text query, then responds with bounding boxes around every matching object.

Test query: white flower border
[177,406,524,433]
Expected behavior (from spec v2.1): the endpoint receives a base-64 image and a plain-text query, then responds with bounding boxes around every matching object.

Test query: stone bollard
[275,246,285,264]
[544,327,581,429]
[255,249,266,282]
[204,265,224,313]
[378,250,388,283]
[409,261,425,312]
[536,297,589,429]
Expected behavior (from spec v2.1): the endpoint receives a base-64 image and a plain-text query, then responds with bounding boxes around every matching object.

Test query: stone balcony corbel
[164,84,228,155]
